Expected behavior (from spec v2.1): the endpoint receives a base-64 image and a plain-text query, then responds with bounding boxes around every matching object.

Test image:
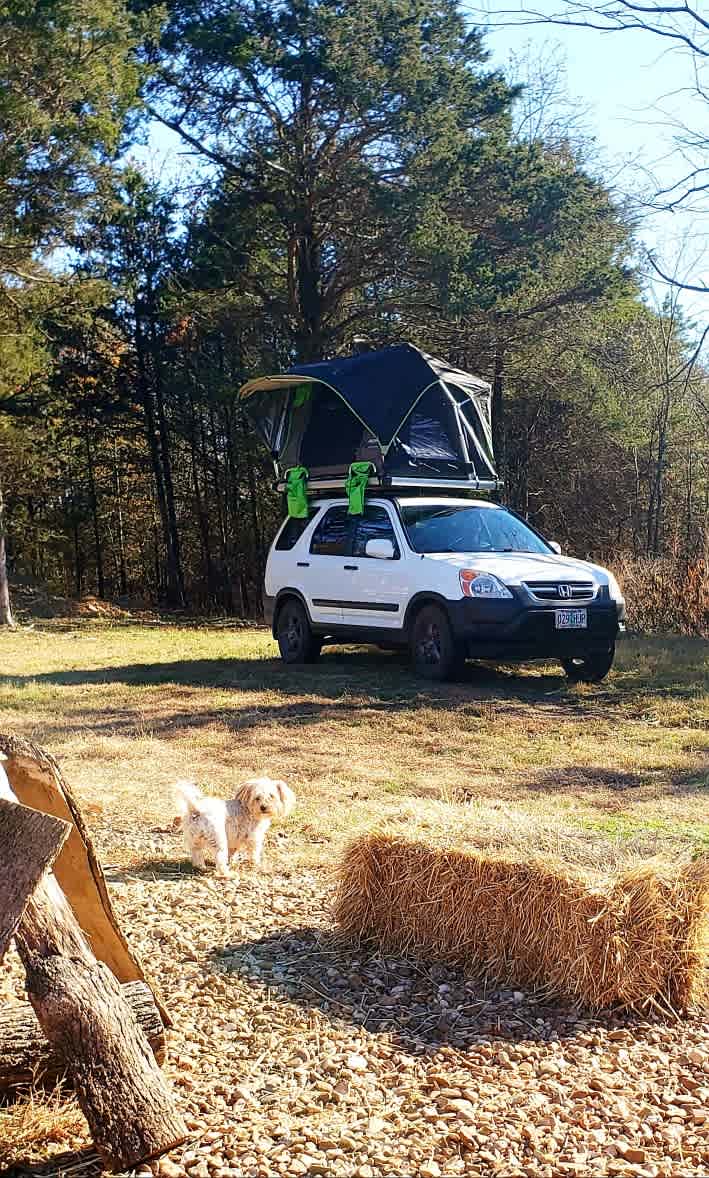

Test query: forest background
[1,0,707,633]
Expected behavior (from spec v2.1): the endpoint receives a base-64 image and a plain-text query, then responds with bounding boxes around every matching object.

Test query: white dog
[174,777,295,877]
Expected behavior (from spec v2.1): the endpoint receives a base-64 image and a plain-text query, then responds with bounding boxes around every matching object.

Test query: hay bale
[334,833,709,1014]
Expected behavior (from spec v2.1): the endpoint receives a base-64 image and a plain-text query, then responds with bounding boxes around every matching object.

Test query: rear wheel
[410,604,464,682]
[276,599,322,664]
[561,645,615,683]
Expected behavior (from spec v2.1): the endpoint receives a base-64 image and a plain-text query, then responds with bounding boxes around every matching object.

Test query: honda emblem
[558,584,572,599]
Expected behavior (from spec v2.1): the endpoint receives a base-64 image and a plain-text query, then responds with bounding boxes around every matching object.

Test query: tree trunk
[0,979,165,1091]
[84,424,105,599]
[188,392,216,606]
[14,870,187,1171]
[113,439,128,596]
[241,414,263,610]
[0,484,14,628]
[149,307,185,608]
[491,338,507,493]
[135,305,180,605]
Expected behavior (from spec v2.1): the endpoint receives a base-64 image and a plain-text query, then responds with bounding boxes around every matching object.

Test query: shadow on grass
[207,926,654,1054]
[1,650,578,702]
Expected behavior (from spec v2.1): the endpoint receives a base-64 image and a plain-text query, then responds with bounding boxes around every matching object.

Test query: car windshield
[400,504,551,555]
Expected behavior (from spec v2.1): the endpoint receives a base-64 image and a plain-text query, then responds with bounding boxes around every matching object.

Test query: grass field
[2,622,707,860]
[1,621,708,1175]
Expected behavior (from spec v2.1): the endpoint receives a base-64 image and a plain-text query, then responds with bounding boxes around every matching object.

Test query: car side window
[274,509,319,552]
[352,506,400,558]
[309,506,351,556]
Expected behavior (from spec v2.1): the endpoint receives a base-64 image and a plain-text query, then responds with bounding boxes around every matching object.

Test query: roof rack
[276,475,501,496]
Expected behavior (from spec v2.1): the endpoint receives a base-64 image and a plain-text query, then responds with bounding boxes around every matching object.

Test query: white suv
[264,497,625,683]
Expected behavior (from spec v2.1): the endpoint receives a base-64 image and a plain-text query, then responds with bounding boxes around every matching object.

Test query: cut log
[1,763,188,1173]
[0,795,70,963]
[0,732,170,1025]
[0,979,166,1090]
[14,872,188,1171]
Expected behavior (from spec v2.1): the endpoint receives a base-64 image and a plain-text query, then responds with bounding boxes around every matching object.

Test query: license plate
[555,608,587,629]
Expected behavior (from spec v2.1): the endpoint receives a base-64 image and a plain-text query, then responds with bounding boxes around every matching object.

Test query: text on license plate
[555,608,587,629]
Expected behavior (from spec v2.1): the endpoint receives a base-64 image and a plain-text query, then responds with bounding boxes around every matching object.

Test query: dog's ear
[236,779,257,808]
[274,780,295,817]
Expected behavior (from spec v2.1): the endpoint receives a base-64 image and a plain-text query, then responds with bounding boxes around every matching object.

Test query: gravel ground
[3,824,708,1178]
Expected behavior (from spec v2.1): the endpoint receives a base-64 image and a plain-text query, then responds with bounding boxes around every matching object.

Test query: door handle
[297,561,310,567]
[343,565,358,571]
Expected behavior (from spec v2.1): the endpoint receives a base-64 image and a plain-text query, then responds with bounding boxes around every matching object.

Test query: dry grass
[611,549,709,638]
[0,622,707,870]
[334,831,709,1015]
[0,1086,87,1172]
[0,620,708,1173]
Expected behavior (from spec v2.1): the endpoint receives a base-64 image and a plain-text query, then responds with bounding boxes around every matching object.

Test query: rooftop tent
[237,343,498,491]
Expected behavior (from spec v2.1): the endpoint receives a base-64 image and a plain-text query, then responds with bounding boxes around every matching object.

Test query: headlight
[460,570,513,599]
[606,572,624,603]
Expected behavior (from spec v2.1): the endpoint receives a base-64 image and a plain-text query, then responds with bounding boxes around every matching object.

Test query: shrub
[611,548,709,637]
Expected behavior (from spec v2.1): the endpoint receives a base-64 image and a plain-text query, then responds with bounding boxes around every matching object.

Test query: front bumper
[447,588,624,661]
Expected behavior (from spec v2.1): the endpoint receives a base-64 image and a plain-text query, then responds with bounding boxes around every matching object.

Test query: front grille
[523,580,596,603]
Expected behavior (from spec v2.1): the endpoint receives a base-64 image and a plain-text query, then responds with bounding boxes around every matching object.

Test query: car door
[305,505,352,625]
[341,504,408,630]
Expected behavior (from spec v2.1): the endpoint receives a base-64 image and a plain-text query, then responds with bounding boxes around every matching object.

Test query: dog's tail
[174,779,203,816]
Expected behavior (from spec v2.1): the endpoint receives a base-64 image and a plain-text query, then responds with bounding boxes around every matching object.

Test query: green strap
[285,466,309,518]
[345,461,374,516]
[293,384,311,409]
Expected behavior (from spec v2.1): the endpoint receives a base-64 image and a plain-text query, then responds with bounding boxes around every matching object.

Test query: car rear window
[275,509,318,551]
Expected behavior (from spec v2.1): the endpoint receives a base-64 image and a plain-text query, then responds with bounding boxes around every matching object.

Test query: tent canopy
[238,343,497,489]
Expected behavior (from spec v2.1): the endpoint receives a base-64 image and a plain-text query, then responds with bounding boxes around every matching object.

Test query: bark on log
[0,733,170,1025]
[14,873,187,1171]
[0,794,70,962]
[3,766,187,1172]
[20,953,187,1171]
[0,979,166,1090]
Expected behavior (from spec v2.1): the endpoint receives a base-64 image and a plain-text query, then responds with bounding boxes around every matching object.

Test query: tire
[561,645,615,684]
[276,599,322,664]
[410,604,464,682]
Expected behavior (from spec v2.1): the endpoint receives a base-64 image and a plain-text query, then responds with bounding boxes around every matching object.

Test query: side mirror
[549,540,562,554]
[365,538,395,560]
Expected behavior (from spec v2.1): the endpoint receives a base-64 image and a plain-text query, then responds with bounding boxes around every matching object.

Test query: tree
[0,485,13,627]
[78,170,188,605]
[0,0,149,621]
[482,1,709,285]
[408,135,634,480]
[146,0,517,361]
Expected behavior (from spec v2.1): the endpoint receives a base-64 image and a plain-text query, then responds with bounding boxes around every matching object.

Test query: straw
[334,833,709,1014]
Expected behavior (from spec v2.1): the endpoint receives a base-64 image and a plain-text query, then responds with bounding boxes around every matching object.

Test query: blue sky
[136,2,709,320]
[475,1,709,318]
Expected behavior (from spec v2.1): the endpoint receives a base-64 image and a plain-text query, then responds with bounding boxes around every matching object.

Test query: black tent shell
[238,343,498,492]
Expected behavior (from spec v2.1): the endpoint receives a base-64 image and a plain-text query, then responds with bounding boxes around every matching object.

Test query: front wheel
[276,599,322,664]
[561,645,615,684]
[410,604,464,682]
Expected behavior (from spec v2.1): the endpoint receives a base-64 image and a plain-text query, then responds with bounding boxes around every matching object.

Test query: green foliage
[151,0,518,358]
[1,0,706,615]
[0,0,151,261]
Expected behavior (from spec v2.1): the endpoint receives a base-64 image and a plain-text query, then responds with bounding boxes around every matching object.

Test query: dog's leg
[247,831,266,869]
[214,830,232,878]
[191,846,207,872]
